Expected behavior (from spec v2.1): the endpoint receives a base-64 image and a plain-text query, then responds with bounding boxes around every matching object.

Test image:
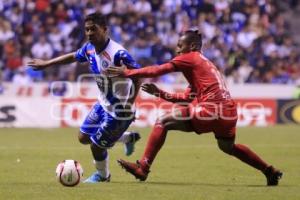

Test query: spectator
[133,0,151,14]
[237,24,258,49]
[0,18,14,42]
[12,68,32,85]
[31,36,53,59]
[237,59,253,82]
[48,26,64,54]
[0,0,299,85]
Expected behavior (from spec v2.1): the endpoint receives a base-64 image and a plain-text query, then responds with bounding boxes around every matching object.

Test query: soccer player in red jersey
[109,30,282,186]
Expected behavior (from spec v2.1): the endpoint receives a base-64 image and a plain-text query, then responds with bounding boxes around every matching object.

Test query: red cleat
[264,166,283,186]
[117,159,149,181]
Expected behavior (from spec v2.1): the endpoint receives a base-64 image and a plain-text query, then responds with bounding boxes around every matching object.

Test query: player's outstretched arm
[108,63,176,78]
[27,52,77,71]
[142,83,194,103]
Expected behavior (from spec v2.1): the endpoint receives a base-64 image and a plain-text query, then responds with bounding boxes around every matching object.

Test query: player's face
[176,35,192,55]
[85,20,107,47]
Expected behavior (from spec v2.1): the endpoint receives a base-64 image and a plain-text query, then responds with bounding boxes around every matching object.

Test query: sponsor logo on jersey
[102,60,109,69]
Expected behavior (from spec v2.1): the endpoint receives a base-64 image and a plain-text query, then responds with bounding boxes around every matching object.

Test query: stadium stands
[0,0,299,85]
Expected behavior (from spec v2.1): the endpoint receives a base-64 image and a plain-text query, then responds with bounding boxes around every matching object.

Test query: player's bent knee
[155,118,171,131]
[78,132,91,145]
[156,113,173,126]
[155,117,165,126]
[217,139,234,155]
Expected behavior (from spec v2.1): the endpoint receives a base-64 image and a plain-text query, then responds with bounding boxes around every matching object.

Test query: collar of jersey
[95,38,110,54]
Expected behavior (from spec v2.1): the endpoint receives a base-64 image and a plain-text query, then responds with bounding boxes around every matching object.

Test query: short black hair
[183,30,202,50]
[85,12,107,27]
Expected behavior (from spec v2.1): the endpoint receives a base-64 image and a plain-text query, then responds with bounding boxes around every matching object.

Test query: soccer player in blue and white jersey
[28,13,141,183]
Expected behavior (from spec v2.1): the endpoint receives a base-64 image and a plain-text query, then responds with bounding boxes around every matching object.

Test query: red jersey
[170,51,231,103]
[124,51,237,137]
[124,51,232,103]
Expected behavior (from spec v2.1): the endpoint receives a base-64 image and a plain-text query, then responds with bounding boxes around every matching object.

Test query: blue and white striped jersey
[75,39,140,117]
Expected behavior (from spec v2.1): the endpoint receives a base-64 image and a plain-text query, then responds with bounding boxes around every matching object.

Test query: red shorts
[180,101,238,139]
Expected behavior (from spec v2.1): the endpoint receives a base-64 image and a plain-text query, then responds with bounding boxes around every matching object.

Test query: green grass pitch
[0,125,299,200]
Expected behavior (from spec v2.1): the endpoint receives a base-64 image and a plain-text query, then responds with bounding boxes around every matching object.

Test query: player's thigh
[213,106,238,139]
[79,102,103,136]
[78,102,103,144]
[159,107,194,132]
[77,102,133,147]
[90,112,134,148]
[213,119,237,139]
[188,105,217,134]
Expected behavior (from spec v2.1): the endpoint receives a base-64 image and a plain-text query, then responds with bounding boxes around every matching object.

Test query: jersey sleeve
[75,43,89,63]
[123,63,175,78]
[169,53,194,71]
[156,85,194,103]
[114,50,141,69]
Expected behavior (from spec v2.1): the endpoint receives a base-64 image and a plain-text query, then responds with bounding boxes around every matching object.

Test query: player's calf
[217,138,234,154]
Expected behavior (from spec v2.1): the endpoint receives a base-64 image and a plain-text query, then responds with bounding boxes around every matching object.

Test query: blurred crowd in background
[0,0,300,87]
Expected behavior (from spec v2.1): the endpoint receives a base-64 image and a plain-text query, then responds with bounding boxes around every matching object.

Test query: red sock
[232,144,269,171]
[140,123,167,171]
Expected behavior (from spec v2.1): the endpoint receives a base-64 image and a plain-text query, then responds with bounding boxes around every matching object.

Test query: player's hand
[27,59,50,71]
[141,83,160,96]
[107,65,127,77]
